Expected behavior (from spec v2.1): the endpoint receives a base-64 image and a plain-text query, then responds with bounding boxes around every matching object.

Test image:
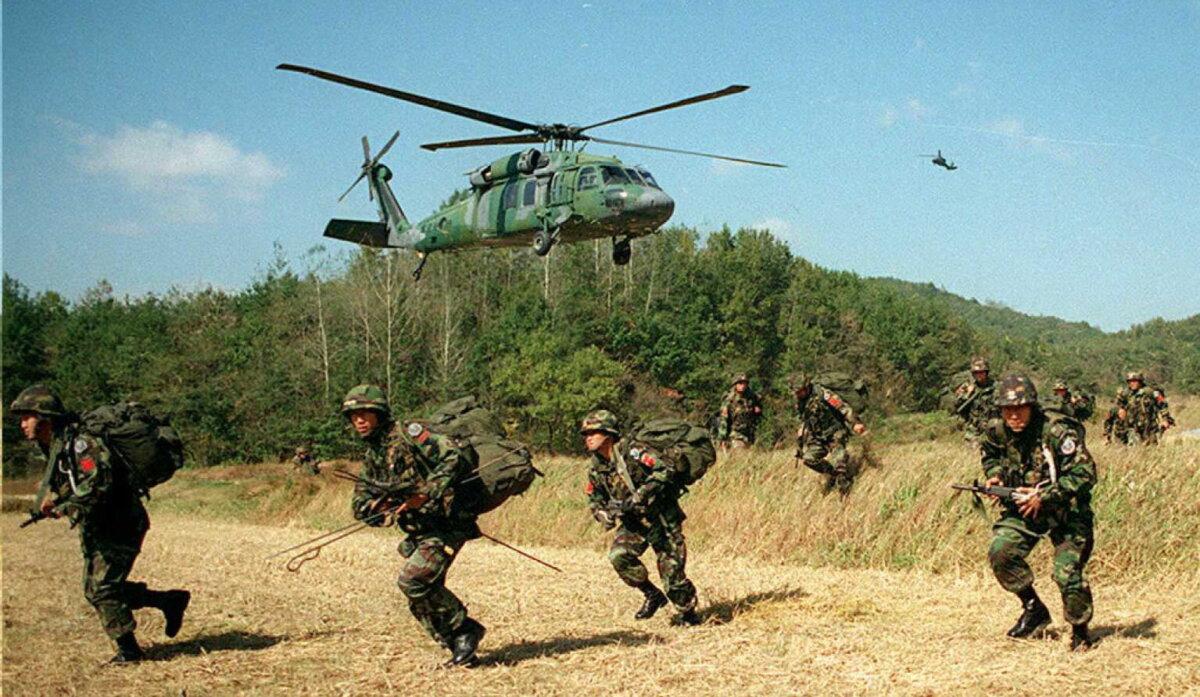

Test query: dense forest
[4,226,1197,472]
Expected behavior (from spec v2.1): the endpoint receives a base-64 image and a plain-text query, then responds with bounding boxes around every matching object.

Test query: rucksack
[78,402,184,494]
[628,418,717,487]
[813,371,870,414]
[426,396,539,515]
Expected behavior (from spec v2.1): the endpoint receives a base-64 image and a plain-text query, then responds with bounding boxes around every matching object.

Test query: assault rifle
[18,510,51,528]
[949,480,1042,504]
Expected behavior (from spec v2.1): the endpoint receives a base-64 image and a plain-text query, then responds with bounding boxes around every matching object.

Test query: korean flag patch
[74,439,89,454]
[1060,437,1077,456]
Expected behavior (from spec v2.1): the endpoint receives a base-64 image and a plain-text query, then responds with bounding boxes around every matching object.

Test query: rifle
[949,480,1042,504]
[18,510,51,528]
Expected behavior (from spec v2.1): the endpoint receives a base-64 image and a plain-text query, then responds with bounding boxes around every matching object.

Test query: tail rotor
[338,131,400,202]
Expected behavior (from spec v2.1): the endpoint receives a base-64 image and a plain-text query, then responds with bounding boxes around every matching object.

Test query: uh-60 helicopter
[920,149,958,171]
[277,64,784,279]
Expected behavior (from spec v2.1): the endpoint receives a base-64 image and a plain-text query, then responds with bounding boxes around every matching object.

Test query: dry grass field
[4,401,1199,695]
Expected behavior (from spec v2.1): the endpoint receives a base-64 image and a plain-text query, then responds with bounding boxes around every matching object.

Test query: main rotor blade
[362,136,372,164]
[579,85,749,132]
[421,134,545,151]
[374,131,401,163]
[338,171,368,202]
[588,136,786,168]
[277,64,540,133]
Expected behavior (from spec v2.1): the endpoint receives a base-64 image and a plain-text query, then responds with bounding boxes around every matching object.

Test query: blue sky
[3,1,1198,330]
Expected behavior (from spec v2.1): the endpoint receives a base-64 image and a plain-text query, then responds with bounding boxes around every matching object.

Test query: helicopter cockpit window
[522,179,537,207]
[601,166,631,185]
[624,168,645,185]
[637,169,659,188]
[577,167,599,191]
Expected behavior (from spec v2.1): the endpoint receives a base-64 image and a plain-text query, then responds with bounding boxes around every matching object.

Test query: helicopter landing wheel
[612,238,632,266]
[533,228,555,256]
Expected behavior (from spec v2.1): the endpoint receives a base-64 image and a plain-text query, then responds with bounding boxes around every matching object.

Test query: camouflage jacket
[35,423,147,535]
[1128,386,1174,433]
[1067,392,1095,422]
[795,388,861,442]
[586,438,685,525]
[980,409,1095,523]
[717,389,762,440]
[352,419,476,534]
[952,378,999,430]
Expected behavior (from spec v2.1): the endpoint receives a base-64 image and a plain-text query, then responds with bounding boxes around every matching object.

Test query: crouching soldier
[580,410,700,626]
[981,374,1096,652]
[342,384,486,667]
[10,385,190,663]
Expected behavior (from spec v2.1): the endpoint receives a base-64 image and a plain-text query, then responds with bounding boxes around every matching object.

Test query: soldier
[1102,374,1134,445]
[292,445,320,475]
[580,410,700,626]
[952,357,999,442]
[716,374,762,449]
[981,374,1096,652]
[1123,372,1175,445]
[791,374,868,493]
[10,385,190,663]
[342,384,486,667]
[1050,382,1095,422]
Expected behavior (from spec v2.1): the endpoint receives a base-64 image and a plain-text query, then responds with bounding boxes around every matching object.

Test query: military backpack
[426,396,539,515]
[813,371,870,414]
[628,418,717,487]
[77,402,185,494]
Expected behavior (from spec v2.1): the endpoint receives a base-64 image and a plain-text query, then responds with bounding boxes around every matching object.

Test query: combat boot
[447,618,486,667]
[670,608,701,626]
[161,590,191,638]
[634,581,668,620]
[1070,623,1092,652]
[1007,588,1051,639]
[109,633,144,664]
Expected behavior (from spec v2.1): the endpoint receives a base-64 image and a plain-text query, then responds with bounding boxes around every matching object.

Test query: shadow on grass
[480,630,655,666]
[1093,617,1158,642]
[145,630,285,660]
[700,586,810,626]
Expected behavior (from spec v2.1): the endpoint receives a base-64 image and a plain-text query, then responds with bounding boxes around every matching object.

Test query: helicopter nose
[634,188,674,223]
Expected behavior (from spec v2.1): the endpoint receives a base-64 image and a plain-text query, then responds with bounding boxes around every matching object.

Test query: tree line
[4,226,1196,473]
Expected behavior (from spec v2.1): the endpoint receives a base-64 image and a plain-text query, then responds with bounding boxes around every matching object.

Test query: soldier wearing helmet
[292,444,319,475]
[1047,381,1095,422]
[951,357,1000,442]
[978,374,1097,652]
[341,384,486,666]
[580,409,700,626]
[790,372,868,494]
[1106,371,1173,445]
[8,385,190,663]
[716,373,762,450]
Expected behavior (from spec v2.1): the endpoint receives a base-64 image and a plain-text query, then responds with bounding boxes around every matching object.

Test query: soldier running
[791,374,868,493]
[581,410,701,626]
[10,385,191,663]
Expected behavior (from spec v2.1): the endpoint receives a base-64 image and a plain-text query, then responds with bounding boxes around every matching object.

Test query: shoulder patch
[80,457,96,473]
[406,422,424,438]
[639,452,657,467]
[585,481,594,495]
[824,392,843,409]
[74,438,89,454]
[1060,437,1077,456]
[629,447,642,460]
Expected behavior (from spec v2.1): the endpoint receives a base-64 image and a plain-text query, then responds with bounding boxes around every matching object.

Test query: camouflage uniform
[794,378,864,491]
[293,446,319,475]
[1052,382,1095,422]
[582,411,698,617]
[1102,387,1132,445]
[1127,384,1174,445]
[716,375,762,448]
[13,385,188,661]
[982,375,1096,640]
[344,385,482,651]
[952,358,999,441]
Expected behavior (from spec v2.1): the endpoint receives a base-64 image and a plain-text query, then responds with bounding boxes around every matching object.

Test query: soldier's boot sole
[162,590,191,638]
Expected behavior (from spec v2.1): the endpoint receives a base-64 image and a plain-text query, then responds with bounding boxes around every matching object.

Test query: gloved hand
[592,508,616,529]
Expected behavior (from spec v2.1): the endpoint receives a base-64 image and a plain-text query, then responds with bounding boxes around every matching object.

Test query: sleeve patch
[825,394,843,409]
[585,481,594,495]
[74,439,89,454]
[80,457,96,473]
[1060,438,1077,456]
[640,453,657,467]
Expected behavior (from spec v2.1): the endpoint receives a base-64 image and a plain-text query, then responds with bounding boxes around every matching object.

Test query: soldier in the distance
[952,357,999,443]
[716,374,762,450]
[1050,382,1094,422]
[292,445,320,475]
[791,374,868,494]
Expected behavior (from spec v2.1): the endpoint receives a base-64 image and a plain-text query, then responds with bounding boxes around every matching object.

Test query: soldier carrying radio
[10,384,191,663]
[581,409,715,626]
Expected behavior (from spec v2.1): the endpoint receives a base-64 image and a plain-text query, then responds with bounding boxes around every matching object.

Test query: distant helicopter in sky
[919,149,958,171]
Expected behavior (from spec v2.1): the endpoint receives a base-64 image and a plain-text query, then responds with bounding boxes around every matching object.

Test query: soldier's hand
[983,476,1004,504]
[38,495,60,518]
[1117,408,1127,420]
[852,423,867,436]
[403,493,431,512]
[1015,488,1042,519]
[592,508,616,529]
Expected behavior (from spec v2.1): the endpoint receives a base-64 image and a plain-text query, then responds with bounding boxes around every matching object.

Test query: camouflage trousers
[396,531,475,646]
[800,431,850,478]
[988,515,1095,625]
[609,520,697,611]
[80,521,152,641]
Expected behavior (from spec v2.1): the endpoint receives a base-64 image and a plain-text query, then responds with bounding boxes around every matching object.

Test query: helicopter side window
[522,179,537,207]
[600,166,630,185]
[577,167,598,191]
[503,181,519,209]
[637,169,659,188]
[624,168,645,185]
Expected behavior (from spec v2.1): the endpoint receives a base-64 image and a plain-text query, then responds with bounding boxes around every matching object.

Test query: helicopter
[277,64,785,279]
[920,149,958,171]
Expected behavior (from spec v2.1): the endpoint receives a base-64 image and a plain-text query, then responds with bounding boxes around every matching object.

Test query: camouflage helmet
[295,445,311,456]
[994,373,1038,407]
[340,384,389,416]
[1052,381,1069,392]
[731,373,749,385]
[579,409,620,436]
[970,357,990,373]
[788,372,813,391]
[1125,371,1145,383]
[9,384,67,418]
